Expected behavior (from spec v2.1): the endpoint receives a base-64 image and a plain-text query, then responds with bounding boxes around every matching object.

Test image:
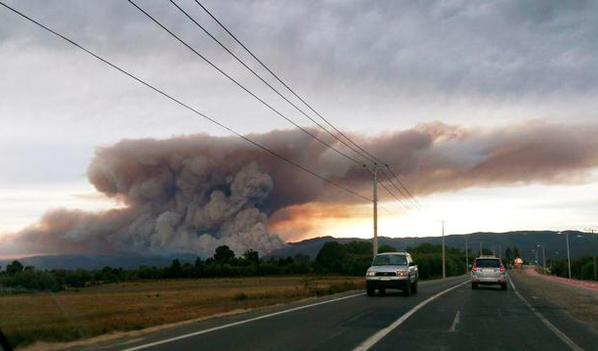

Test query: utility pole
[561,231,572,279]
[465,236,469,273]
[537,245,546,273]
[441,220,446,279]
[566,232,571,279]
[372,165,378,257]
[499,243,502,260]
[480,242,483,256]
[542,245,546,273]
[584,228,596,281]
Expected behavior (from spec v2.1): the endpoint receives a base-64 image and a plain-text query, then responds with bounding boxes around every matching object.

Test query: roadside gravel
[512,268,598,333]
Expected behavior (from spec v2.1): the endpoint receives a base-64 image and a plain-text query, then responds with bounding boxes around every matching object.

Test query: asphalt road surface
[91,273,598,351]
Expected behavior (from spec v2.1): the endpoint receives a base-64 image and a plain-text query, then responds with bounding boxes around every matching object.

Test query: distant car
[365,252,418,296]
[471,256,507,290]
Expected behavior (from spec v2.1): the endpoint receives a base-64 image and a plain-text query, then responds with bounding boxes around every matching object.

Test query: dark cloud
[2,0,598,99]
[5,121,598,256]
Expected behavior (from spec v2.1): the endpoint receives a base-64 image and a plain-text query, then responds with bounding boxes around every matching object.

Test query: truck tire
[403,283,412,296]
[411,280,418,294]
[367,286,375,296]
[472,282,478,290]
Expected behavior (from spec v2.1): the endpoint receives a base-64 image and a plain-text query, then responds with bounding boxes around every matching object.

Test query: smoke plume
[6,121,598,256]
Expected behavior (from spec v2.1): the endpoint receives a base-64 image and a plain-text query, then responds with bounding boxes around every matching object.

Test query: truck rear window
[372,254,407,266]
[476,259,500,268]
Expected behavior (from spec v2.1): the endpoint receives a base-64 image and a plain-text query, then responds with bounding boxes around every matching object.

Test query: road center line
[449,310,460,332]
[119,292,364,351]
[508,275,584,351]
[352,279,470,351]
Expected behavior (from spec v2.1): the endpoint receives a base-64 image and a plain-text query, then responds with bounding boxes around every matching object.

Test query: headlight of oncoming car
[396,269,408,276]
[366,271,376,277]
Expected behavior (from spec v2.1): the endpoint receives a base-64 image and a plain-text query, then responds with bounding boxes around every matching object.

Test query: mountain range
[1,230,595,270]
[269,230,595,261]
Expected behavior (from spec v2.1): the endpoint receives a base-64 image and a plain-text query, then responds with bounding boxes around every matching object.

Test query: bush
[233,292,248,301]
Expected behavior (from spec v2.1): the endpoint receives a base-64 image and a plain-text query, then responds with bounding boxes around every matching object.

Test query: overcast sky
[1,0,598,248]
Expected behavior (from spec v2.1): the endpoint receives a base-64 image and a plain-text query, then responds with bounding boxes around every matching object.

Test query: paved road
[91,273,598,351]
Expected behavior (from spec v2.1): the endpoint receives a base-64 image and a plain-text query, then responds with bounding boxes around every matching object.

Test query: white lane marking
[120,292,364,351]
[352,280,470,351]
[449,310,460,332]
[94,338,147,350]
[508,275,584,351]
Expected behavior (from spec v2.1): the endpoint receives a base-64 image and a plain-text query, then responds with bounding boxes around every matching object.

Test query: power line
[192,0,380,164]
[170,0,423,214]
[0,1,371,203]
[168,0,422,215]
[169,0,372,166]
[127,0,366,168]
[379,181,414,212]
[382,167,422,211]
[191,0,423,210]
[385,164,422,209]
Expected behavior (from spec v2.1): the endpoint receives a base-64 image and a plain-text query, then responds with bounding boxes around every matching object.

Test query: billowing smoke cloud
[6,121,598,256]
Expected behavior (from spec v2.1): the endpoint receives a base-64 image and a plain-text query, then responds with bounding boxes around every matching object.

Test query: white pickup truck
[365,252,419,296]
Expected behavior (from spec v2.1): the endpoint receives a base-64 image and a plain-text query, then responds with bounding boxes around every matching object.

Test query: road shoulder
[510,269,598,351]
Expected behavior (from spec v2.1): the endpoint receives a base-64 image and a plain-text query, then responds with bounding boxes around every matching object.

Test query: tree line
[549,256,597,281]
[1,242,474,293]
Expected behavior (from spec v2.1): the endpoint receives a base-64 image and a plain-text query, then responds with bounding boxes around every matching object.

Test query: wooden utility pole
[372,166,378,256]
[465,236,469,273]
[441,220,446,279]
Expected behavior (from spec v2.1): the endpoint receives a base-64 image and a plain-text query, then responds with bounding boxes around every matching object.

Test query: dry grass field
[0,276,364,349]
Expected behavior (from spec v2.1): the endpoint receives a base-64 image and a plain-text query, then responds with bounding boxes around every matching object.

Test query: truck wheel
[472,282,478,290]
[501,283,507,291]
[403,284,412,296]
[411,281,418,294]
[379,288,386,296]
[367,286,375,296]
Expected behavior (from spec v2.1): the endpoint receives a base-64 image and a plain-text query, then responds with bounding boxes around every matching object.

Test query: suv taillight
[499,266,505,273]
[472,266,478,272]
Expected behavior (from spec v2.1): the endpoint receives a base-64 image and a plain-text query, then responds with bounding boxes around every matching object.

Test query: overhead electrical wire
[385,165,423,209]
[169,0,373,166]
[0,1,372,204]
[165,0,419,214]
[192,0,381,166]
[190,0,423,211]
[379,181,414,212]
[127,0,366,168]
[0,1,409,219]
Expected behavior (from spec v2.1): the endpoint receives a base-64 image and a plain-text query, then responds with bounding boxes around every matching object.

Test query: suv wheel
[366,286,375,296]
[500,283,507,291]
[472,282,478,290]
[403,283,412,296]
[411,280,418,294]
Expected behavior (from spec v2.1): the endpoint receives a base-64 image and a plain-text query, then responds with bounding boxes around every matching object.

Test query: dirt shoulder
[511,267,598,333]
[525,266,598,292]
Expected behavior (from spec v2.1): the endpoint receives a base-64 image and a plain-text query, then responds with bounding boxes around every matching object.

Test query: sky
[1,0,598,257]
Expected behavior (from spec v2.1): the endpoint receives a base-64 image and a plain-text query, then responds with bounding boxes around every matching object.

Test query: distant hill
[267,230,594,262]
[1,230,593,270]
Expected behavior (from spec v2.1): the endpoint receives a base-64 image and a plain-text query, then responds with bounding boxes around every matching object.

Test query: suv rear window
[475,259,500,268]
[372,254,407,266]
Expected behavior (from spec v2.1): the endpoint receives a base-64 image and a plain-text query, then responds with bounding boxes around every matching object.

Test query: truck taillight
[499,266,505,273]
[472,266,478,272]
